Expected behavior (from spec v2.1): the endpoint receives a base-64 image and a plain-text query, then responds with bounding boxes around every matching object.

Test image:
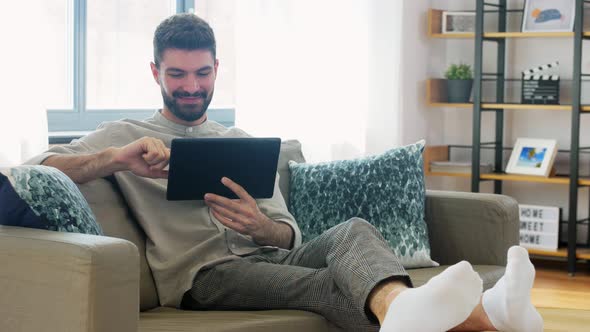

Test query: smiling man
[27,14,542,332]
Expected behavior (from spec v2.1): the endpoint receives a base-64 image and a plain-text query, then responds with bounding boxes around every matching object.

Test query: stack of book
[430,161,493,174]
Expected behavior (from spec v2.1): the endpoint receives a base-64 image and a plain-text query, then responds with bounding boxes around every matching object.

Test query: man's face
[151,49,218,123]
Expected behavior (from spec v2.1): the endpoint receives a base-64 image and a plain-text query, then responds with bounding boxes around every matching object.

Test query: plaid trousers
[182,218,412,331]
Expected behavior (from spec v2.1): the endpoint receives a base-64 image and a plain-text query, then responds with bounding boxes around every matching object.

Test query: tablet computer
[166,137,281,200]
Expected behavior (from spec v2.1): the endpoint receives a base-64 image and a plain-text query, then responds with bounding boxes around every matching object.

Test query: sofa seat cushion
[139,307,341,332]
[407,264,505,291]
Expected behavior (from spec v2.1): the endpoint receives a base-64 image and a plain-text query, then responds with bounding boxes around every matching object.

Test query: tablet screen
[166,137,281,200]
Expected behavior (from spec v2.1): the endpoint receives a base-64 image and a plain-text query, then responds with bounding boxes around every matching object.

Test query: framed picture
[522,0,576,33]
[506,138,557,177]
[442,11,476,34]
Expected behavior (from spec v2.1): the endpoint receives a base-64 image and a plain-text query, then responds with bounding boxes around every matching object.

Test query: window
[47,0,235,134]
[86,0,176,109]
[38,0,73,110]
[47,0,181,133]
[194,0,236,108]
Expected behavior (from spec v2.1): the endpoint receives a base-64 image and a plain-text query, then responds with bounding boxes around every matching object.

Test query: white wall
[365,0,436,156]
[426,0,589,243]
[365,0,445,155]
[365,0,403,155]
[368,1,448,145]
[399,1,445,147]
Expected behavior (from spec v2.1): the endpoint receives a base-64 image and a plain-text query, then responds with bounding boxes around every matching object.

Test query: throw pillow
[288,140,437,268]
[0,165,103,235]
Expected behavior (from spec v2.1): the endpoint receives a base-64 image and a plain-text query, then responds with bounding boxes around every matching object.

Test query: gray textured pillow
[0,165,102,235]
[288,140,437,268]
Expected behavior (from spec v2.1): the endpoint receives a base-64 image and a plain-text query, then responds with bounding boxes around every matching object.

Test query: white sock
[482,246,543,332]
[380,261,483,332]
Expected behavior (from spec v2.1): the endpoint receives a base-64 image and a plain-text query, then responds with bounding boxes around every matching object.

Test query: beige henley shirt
[27,111,303,307]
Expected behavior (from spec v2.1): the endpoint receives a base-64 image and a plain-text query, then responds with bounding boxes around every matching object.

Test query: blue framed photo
[516,147,547,168]
[506,138,557,177]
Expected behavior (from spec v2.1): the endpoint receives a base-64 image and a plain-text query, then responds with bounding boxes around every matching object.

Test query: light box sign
[519,204,560,250]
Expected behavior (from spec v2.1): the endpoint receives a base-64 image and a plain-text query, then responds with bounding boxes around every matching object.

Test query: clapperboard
[519,204,561,250]
[521,61,560,105]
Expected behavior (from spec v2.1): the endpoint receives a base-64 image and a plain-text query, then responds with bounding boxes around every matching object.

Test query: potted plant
[444,63,473,103]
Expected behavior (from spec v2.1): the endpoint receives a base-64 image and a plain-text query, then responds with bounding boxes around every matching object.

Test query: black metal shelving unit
[470,0,588,275]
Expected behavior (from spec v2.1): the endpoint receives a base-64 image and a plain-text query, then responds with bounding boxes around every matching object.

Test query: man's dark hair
[153,13,216,67]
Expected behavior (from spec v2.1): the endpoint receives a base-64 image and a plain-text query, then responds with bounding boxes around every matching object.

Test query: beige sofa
[0,141,519,332]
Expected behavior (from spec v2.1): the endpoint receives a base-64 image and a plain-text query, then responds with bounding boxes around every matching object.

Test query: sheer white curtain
[234,0,403,162]
[0,4,48,167]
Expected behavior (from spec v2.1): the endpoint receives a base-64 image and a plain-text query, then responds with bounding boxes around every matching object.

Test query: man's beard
[161,87,214,122]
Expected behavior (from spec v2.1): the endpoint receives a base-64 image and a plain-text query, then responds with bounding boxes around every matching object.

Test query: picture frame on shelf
[521,0,575,33]
[506,138,558,177]
[442,11,476,34]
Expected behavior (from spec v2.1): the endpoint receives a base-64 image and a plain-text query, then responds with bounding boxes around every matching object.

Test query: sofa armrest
[425,190,519,266]
[0,225,139,332]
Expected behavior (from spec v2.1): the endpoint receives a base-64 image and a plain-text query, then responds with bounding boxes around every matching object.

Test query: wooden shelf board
[430,33,475,39]
[480,173,570,184]
[427,102,472,108]
[528,248,568,258]
[528,248,590,260]
[428,102,590,112]
[430,32,586,39]
[427,80,589,111]
[429,32,583,39]
[481,103,572,111]
[486,32,575,38]
[427,170,590,186]
[428,171,472,178]
[578,249,590,260]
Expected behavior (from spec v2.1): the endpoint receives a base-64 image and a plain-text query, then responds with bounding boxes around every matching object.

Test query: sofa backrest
[277,140,306,206]
[78,139,305,311]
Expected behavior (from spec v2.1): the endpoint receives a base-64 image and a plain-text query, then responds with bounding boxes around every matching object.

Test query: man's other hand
[113,137,170,179]
[204,177,274,243]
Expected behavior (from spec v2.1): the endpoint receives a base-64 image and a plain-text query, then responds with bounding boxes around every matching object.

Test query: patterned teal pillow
[288,140,437,268]
[0,165,103,235]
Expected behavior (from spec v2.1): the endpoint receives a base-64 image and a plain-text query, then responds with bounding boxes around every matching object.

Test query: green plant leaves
[445,63,473,80]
